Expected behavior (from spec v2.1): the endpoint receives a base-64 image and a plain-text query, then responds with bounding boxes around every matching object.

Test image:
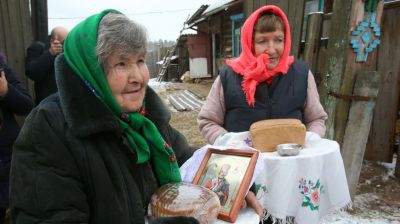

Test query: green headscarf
[63,9,181,185]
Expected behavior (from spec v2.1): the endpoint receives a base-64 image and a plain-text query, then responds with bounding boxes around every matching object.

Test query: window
[230,13,244,57]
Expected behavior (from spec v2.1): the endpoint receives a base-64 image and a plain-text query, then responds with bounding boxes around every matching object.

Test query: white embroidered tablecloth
[180,133,351,224]
[254,137,351,224]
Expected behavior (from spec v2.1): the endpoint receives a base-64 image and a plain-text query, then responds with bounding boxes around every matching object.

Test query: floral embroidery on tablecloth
[255,183,268,200]
[298,178,325,211]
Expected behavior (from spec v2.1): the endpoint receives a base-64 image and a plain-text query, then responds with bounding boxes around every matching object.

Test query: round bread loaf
[149,182,221,223]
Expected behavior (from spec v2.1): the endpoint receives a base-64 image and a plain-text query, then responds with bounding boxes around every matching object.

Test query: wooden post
[303,12,323,74]
[341,71,379,200]
[318,0,352,140]
[318,0,384,143]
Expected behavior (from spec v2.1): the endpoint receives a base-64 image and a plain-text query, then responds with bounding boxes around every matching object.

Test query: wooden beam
[287,0,305,58]
[341,70,379,200]
[318,0,352,140]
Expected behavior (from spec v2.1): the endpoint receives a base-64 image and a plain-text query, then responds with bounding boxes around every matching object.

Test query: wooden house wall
[0,0,46,102]
[187,34,211,75]
[193,3,242,77]
[177,35,190,78]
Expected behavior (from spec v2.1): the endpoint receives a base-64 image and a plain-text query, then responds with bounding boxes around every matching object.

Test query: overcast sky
[48,0,210,41]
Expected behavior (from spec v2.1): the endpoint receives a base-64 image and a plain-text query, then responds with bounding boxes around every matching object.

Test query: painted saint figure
[205,163,231,206]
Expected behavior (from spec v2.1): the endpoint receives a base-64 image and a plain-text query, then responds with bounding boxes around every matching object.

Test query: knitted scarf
[63,9,181,185]
[226,5,294,106]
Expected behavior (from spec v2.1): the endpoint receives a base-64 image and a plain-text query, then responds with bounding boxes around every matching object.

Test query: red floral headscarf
[226,5,294,106]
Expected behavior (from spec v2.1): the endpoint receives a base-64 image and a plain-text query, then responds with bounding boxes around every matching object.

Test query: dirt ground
[151,79,400,221]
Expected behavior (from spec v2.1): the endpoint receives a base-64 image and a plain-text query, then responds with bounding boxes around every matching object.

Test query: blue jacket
[0,61,33,208]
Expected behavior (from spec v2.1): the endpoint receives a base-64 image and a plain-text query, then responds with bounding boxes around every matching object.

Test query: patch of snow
[321,193,400,223]
[203,0,233,15]
[378,154,397,178]
[321,210,399,224]
[148,78,172,91]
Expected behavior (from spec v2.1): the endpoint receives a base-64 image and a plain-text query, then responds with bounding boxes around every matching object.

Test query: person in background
[197,5,328,222]
[25,26,68,105]
[11,10,196,224]
[0,53,33,224]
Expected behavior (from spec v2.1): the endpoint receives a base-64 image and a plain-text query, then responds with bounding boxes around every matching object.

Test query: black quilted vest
[220,60,308,132]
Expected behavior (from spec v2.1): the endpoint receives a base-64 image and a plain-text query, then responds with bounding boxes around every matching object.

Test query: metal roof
[186,0,242,27]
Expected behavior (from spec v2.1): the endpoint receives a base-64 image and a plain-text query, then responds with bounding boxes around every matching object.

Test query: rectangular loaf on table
[249,119,306,152]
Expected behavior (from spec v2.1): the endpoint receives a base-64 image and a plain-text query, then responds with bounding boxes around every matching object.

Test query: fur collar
[55,54,171,138]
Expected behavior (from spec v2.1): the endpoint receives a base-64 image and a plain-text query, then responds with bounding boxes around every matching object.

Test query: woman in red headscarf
[197,5,328,222]
[198,5,327,144]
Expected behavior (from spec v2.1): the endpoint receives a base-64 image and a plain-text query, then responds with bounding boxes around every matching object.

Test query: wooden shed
[185,0,244,78]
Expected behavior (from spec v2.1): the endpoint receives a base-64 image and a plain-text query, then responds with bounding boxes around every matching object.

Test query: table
[180,133,351,224]
[253,136,351,224]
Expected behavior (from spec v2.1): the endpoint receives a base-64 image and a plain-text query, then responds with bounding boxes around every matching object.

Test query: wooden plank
[0,0,12,57]
[287,0,305,58]
[365,3,400,163]
[167,95,186,112]
[187,89,206,101]
[7,0,25,83]
[22,0,35,98]
[20,0,33,48]
[267,0,288,12]
[303,12,323,74]
[182,90,204,108]
[243,0,254,18]
[0,0,6,52]
[7,0,20,62]
[341,70,379,200]
[396,145,400,178]
[313,14,331,87]
[33,0,48,43]
[176,94,197,110]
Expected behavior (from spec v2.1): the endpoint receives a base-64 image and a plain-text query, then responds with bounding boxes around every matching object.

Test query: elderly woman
[10,10,196,224]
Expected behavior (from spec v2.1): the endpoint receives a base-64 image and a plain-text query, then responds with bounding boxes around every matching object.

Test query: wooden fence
[365,1,400,163]
[300,1,400,165]
[0,0,34,94]
[0,0,48,102]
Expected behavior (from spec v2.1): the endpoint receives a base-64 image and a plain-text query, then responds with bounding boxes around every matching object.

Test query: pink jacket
[197,70,328,144]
